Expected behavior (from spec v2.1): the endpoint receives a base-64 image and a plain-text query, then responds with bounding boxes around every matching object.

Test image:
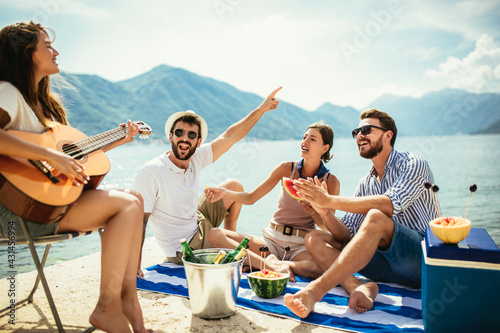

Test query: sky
[1,0,499,110]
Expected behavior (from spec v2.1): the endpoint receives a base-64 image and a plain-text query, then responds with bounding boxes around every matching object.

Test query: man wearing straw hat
[133,87,281,276]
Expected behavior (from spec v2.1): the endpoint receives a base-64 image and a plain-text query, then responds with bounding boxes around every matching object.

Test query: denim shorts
[0,203,58,241]
[358,220,424,289]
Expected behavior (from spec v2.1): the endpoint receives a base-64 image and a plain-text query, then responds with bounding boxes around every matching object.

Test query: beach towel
[137,263,423,333]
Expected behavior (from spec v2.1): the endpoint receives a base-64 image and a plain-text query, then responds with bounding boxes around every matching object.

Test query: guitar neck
[68,126,128,159]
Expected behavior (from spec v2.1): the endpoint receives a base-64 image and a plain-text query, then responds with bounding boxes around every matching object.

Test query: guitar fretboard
[68,126,128,159]
[29,121,151,183]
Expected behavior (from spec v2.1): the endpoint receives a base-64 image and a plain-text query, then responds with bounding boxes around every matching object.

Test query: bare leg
[121,234,152,333]
[304,229,377,312]
[218,178,243,231]
[58,189,150,332]
[270,251,324,280]
[285,210,394,318]
[207,228,295,280]
[208,228,267,267]
[137,212,149,279]
[118,190,152,332]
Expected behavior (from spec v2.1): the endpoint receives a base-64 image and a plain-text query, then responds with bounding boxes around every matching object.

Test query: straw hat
[164,110,208,143]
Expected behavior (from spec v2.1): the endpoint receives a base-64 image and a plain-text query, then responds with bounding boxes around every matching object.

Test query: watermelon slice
[247,271,290,298]
[281,177,303,201]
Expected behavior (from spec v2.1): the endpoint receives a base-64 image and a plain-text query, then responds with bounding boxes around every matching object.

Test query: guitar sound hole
[62,143,84,160]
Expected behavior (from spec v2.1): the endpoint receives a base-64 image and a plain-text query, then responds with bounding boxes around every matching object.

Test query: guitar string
[79,129,124,153]
[61,127,128,158]
[75,128,128,158]
[33,122,150,179]
[74,122,150,156]
[71,123,151,158]
[62,128,121,157]
[31,127,127,182]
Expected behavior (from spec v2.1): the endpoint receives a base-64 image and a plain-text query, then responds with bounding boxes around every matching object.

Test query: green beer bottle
[221,236,250,264]
[180,238,199,263]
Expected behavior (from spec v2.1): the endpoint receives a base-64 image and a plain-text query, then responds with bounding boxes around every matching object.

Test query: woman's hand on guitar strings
[46,149,89,186]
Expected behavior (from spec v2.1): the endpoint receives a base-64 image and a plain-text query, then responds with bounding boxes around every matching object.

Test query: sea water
[1,134,499,278]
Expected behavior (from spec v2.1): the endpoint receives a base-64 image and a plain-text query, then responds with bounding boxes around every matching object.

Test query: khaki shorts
[0,203,58,241]
[167,194,228,265]
[262,225,308,261]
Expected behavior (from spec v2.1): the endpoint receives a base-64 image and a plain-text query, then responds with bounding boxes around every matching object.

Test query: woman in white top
[204,122,340,281]
[0,22,152,333]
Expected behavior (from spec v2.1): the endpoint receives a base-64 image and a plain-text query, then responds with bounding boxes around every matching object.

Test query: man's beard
[359,135,383,159]
[172,141,197,160]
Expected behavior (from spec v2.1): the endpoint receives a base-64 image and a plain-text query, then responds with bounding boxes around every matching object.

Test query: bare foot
[348,282,379,313]
[122,297,154,333]
[89,305,132,333]
[284,288,318,318]
[137,268,144,279]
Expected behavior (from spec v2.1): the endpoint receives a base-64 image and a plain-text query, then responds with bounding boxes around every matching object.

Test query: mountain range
[52,65,500,142]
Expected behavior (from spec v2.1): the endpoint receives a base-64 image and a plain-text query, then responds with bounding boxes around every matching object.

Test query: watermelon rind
[281,177,303,201]
[247,272,290,298]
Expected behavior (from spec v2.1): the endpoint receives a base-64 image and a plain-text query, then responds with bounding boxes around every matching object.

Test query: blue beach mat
[137,263,423,333]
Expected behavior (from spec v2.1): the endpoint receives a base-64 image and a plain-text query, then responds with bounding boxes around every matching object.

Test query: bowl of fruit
[247,269,290,299]
[429,216,472,244]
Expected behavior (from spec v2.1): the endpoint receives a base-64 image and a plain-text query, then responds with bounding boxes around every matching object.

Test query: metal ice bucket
[182,248,245,318]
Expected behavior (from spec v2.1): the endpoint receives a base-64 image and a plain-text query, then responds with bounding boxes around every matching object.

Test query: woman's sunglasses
[173,128,199,140]
[351,125,388,139]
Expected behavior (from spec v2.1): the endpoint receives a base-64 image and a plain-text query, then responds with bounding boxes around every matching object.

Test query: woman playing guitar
[0,22,152,333]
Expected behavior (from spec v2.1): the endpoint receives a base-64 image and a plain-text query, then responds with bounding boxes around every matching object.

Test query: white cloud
[393,0,500,41]
[426,34,500,93]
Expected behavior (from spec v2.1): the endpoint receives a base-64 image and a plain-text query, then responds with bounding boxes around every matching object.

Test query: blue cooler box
[422,227,500,332]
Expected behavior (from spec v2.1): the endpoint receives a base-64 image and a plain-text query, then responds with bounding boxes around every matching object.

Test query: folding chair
[0,218,100,333]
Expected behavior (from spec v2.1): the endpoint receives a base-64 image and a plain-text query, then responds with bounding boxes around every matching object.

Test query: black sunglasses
[352,125,388,139]
[173,128,199,140]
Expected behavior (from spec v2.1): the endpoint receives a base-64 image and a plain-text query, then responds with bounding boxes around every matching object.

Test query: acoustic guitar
[0,121,152,224]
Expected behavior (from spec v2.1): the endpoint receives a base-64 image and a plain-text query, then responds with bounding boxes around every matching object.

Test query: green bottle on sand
[221,236,250,264]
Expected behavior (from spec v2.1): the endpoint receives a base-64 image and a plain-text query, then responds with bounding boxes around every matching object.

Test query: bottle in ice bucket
[212,250,227,264]
[221,236,250,264]
[234,249,247,261]
[180,238,199,263]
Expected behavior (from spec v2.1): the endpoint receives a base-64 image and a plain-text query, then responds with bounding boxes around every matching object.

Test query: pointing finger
[268,86,282,99]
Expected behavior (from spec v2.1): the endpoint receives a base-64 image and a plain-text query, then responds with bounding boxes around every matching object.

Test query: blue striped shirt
[342,149,441,236]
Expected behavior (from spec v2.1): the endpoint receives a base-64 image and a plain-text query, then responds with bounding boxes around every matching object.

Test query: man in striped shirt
[284,109,440,318]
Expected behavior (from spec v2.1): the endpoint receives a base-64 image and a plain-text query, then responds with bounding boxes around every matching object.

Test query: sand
[0,237,347,333]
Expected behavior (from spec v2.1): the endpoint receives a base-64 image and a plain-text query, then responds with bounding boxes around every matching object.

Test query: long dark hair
[0,21,67,126]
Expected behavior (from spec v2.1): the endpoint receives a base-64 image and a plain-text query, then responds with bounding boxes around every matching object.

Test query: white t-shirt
[0,81,45,132]
[133,144,213,257]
